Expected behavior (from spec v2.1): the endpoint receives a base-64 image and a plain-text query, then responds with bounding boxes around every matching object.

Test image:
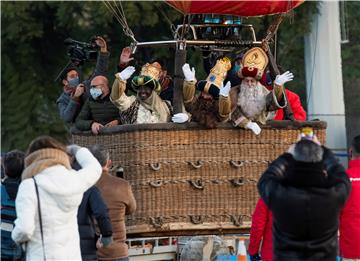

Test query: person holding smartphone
[257,129,351,260]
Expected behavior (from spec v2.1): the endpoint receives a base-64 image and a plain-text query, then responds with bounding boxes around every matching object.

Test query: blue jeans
[99,257,129,261]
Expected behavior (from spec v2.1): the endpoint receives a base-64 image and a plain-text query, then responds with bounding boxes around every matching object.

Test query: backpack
[1,184,23,260]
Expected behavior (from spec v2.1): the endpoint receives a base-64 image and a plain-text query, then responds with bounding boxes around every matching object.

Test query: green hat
[131,75,161,93]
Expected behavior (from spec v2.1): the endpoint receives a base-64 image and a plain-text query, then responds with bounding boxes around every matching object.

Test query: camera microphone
[64,38,92,48]
[64,38,75,45]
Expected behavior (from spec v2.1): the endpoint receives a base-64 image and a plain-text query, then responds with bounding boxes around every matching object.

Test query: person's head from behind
[62,68,80,88]
[90,76,109,100]
[88,144,111,172]
[3,150,25,179]
[293,139,324,163]
[350,134,360,159]
[27,136,67,156]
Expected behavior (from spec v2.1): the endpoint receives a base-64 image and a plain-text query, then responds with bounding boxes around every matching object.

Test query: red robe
[274,89,306,121]
[340,158,360,258]
[248,198,273,261]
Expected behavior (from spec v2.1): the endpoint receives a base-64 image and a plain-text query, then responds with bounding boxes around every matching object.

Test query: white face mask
[90,88,102,100]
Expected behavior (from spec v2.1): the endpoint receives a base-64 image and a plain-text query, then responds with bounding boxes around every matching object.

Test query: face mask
[68,77,79,88]
[90,88,102,100]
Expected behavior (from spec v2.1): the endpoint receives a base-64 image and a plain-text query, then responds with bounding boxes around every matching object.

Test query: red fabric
[166,0,304,17]
[63,85,76,97]
[340,158,360,258]
[274,89,307,121]
[248,198,273,261]
[240,67,259,78]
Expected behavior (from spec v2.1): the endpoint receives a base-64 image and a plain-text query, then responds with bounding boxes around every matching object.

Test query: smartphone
[300,127,314,141]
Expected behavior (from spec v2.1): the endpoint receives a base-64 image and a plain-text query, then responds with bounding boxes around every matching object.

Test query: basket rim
[71,120,327,136]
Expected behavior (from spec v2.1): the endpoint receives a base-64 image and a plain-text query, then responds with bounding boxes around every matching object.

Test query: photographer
[257,133,351,261]
[56,36,109,123]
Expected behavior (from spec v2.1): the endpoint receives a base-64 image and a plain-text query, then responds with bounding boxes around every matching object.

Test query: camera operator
[257,134,351,261]
[56,36,109,123]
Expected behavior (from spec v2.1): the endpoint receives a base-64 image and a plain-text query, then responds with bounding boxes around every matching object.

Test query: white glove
[117,66,136,81]
[274,71,294,86]
[172,113,189,123]
[67,144,82,156]
[182,63,196,82]
[219,81,231,97]
[245,121,261,135]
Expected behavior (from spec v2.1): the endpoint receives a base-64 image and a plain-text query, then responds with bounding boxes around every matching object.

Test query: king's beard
[237,81,269,120]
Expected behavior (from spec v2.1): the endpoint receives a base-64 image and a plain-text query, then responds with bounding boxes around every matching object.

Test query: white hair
[237,81,269,120]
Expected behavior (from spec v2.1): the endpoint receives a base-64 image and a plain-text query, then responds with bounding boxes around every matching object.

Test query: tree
[341,1,360,146]
[1,1,332,151]
[1,1,181,151]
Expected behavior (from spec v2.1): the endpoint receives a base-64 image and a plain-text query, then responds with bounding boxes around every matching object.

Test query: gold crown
[140,62,162,81]
[205,57,232,88]
[242,47,268,74]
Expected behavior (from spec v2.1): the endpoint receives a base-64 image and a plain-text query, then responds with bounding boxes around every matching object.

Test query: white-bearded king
[229,47,294,135]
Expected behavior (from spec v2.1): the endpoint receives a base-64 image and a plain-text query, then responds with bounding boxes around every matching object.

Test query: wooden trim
[126,221,252,238]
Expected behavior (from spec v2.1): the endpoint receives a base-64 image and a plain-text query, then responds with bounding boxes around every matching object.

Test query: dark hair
[27,136,67,155]
[293,139,324,163]
[60,67,79,81]
[87,144,109,167]
[3,150,25,178]
[352,135,360,155]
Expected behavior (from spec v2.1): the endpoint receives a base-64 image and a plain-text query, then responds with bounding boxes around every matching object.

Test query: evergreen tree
[3,1,357,151]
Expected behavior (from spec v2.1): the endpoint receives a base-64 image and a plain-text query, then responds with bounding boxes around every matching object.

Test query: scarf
[63,85,76,97]
[22,148,71,180]
[137,91,171,123]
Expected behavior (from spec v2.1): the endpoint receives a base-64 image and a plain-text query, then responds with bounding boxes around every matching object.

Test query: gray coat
[56,51,110,123]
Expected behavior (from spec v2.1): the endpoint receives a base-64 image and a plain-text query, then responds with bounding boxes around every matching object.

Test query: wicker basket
[71,121,326,237]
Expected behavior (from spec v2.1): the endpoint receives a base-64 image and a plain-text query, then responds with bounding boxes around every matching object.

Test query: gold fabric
[218,95,231,118]
[241,47,269,78]
[111,77,126,101]
[140,62,161,81]
[273,83,285,101]
[183,80,197,104]
[205,57,232,88]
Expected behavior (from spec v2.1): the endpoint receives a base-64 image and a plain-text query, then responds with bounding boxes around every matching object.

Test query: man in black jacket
[258,138,351,261]
[77,186,113,261]
[75,75,121,134]
[72,158,113,261]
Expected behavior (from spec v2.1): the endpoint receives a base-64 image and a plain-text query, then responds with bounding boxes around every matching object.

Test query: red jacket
[274,89,307,121]
[340,158,360,258]
[248,198,273,261]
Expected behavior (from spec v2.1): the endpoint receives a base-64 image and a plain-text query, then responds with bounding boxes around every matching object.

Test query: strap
[32,177,47,261]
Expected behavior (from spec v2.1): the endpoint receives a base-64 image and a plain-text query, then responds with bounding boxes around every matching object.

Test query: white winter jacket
[12,148,102,261]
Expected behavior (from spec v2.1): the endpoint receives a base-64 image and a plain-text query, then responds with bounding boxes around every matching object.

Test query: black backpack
[1,184,23,260]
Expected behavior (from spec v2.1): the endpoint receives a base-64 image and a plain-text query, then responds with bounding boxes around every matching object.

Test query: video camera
[64,37,99,65]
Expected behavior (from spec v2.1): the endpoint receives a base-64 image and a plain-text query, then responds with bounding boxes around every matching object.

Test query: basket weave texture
[72,121,326,236]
